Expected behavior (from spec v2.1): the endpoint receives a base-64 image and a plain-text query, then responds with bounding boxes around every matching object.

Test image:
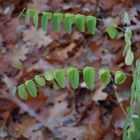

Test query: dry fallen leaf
[46,42,76,61]
[2,75,17,96]
[104,17,120,28]
[23,27,53,48]
[92,86,108,102]
[4,45,29,69]
[58,126,85,140]
[47,99,70,128]
[8,115,37,138]
[83,106,106,140]
[0,97,16,125]
[28,0,47,11]
[1,18,20,44]
[0,61,12,74]
[0,34,3,42]
[99,0,122,10]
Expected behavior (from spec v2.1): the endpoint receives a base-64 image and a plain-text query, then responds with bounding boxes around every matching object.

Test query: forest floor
[0,0,140,140]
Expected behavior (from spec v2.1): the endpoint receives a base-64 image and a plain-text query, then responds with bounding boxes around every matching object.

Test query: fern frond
[19,8,134,66]
[17,67,127,100]
[19,8,97,35]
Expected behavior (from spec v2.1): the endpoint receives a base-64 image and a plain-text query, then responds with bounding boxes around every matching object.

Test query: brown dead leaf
[47,97,70,128]
[8,115,37,138]
[0,97,16,125]
[0,61,12,74]
[1,18,20,44]
[99,0,122,10]
[49,0,63,7]
[24,125,52,140]
[104,17,120,28]
[111,100,129,137]
[4,45,29,69]
[28,0,47,11]
[92,86,108,102]
[2,75,17,96]
[46,42,75,62]
[83,106,106,140]
[0,34,3,43]
[59,126,85,140]
[23,27,53,48]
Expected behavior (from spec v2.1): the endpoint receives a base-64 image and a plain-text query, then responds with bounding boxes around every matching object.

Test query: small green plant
[18,8,139,140]
[123,60,140,140]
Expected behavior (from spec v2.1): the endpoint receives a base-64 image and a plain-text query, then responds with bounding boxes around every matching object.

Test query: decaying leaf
[2,75,17,96]
[92,86,108,102]
[4,45,29,69]
[23,27,53,48]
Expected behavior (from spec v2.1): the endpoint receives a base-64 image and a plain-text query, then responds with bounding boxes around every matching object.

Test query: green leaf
[68,67,79,89]
[44,71,54,81]
[125,27,132,42]
[123,43,131,56]
[99,68,111,85]
[64,14,74,34]
[123,12,130,25]
[25,80,37,97]
[41,12,52,32]
[115,71,126,84]
[35,75,46,86]
[25,9,35,24]
[54,69,66,88]
[125,48,134,65]
[33,12,38,28]
[28,9,35,17]
[52,13,63,32]
[45,12,52,19]
[133,118,140,140]
[86,16,97,34]
[136,60,140,75]
[25,9,30,24]
[83,67,95,89]
[41,13,48,31]
[74,14,86,32]
[106,26,118,39]
[18,84,28,100]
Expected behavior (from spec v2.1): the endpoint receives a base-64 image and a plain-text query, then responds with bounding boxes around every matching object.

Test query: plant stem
[115,25,125,32]
[113,85,128,117]
[18,8,26,18]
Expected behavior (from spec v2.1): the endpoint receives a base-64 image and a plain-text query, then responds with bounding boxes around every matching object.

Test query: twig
[113,85,128,117]
[18,8,26,18]
[115,25,125,32]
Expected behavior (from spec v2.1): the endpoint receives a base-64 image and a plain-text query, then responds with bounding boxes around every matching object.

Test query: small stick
[113,85,128,117]
[18,8,26,19]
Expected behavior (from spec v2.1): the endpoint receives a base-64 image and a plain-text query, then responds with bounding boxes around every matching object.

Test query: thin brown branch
[113,85,128,117]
